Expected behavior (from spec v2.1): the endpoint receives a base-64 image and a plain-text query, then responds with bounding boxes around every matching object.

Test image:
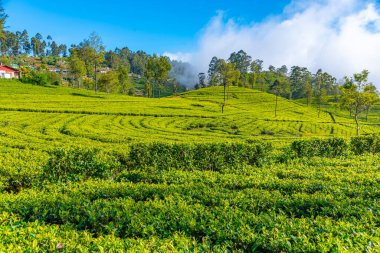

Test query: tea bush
[290,138,348,158]
[351,135,380,155]
[42,147,121,183]
[129,142,272,171]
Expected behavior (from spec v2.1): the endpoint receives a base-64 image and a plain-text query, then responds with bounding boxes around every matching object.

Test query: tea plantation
[1,80,380,252]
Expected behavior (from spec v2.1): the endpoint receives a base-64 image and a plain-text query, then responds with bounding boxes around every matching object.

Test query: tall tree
[50,41,59,56]
[98,71,118,93]
[340,70,379,136]
[20,30,31,55]
[289,66,311,100]
[59,44,67,57]
[117,65,129,94]
[144,56,156,98]
[68,53,86,88]
[79,32,105,92]
[250,59,263,89]
[217,59,240,113]
[198,73,206,88]
[0,1,8,41]
[228,50,252,73]
[208,56,220,85]
[314,69,335,117]
[154,56,172,98]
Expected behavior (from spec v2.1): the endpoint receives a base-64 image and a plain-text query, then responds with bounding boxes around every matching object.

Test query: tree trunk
[223,83,227,113]
[94,63,98,93]
[275,95,278,117]
[354,114,360,136]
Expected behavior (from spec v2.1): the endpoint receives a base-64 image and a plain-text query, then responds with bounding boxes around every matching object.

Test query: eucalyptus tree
[314,69,336,117]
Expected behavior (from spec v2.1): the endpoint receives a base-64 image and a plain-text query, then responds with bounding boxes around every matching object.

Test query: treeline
[0,29,181,96]
[199,50,379,133]
[0,3,186,97]
[201,50,340,102]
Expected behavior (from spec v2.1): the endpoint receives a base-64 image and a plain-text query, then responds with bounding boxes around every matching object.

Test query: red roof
[0,66,20,73]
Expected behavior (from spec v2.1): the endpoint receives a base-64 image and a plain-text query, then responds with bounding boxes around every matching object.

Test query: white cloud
[163,52,193,62]
[167,0,380,88]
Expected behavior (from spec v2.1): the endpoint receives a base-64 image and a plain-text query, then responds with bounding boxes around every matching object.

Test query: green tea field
[1,80,380,252]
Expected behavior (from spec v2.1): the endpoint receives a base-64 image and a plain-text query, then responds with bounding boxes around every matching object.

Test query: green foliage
[351,135,380,155]
[2,154,380,251]
[290,138,348,158]
[129,142,272,171]
[42,147,121,183]
[0,81,378,251]
[20,70,50,86]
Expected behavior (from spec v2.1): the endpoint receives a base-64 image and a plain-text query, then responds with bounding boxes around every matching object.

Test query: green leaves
[42,147,121,183]
[290,138,348,158]
[129,142,272,171]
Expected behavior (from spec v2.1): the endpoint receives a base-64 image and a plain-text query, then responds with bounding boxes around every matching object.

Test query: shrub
[42,147,121,183]
[350,135,380,155]
[21,71,50,86]
[290,138,348,158]
[128,142,272,171]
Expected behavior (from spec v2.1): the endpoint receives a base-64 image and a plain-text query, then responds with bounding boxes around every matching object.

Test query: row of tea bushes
[128,142,273,171]
[2,136,380,193]
[290,135,380,158]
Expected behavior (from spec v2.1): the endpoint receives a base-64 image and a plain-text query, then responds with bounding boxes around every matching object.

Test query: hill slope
[0,80,379,152]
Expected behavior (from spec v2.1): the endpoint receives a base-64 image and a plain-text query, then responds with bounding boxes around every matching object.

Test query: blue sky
[4,0,290,53]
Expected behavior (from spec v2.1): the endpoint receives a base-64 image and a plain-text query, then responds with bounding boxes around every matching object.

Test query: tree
[363,84,379,121]
[105,50,121,69]
[314,69,335,117]
[289,66,311,100]
[170,78,179,94]
[20,30,31,54]
[98,71,118,93]
[31,33,44,56]
[117,65,129,94]
[59,44,67,57]
[129,50,148,75]
[305,81,313,106]
[207,56,219,85]
[269,78,289,117]
[198,73,206,88]
[68,53,86,88]
[228,50,252,73]
[217,59,240,113]
[250,59,263,89]
[0,1,8,40]
[78,32,105,92]
[154,56,171,98]
[50,41,59,56]
[144,56,156,98]
[340,70,379,136]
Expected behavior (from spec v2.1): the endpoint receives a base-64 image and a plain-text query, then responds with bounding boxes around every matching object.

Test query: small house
[0,66,20,79]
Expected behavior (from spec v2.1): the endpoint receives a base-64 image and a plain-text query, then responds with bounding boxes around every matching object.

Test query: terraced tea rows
[0,80,378,152]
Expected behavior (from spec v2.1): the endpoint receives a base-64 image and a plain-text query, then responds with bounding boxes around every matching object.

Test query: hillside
[1,80,380,251]
[0,80,378,154]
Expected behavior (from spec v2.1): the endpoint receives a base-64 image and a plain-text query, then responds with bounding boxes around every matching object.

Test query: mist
[165,0,380,89]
